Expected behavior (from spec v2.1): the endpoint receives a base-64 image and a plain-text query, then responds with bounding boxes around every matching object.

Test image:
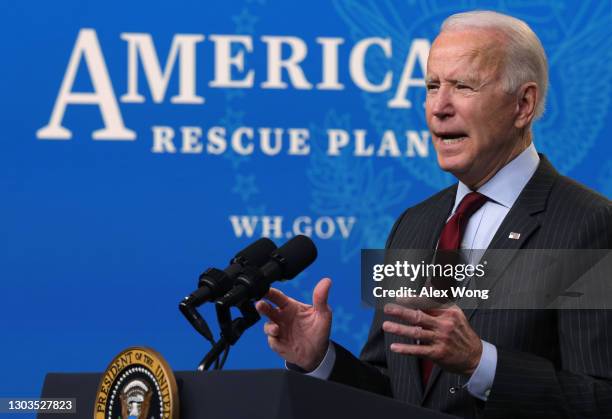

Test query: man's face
[425,30,523,188]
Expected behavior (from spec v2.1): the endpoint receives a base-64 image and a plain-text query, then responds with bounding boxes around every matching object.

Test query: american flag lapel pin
[509,232,521,240]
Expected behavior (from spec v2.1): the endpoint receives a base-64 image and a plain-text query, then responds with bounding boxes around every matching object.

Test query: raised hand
[256,278,333,372]
[382,303,482,375]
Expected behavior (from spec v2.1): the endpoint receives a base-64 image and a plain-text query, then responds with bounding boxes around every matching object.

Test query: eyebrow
[425,75,482,85]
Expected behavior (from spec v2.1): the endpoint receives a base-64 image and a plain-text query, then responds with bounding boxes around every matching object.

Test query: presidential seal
[94,347,179,419]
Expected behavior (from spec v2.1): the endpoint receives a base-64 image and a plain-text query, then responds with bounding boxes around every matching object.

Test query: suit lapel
[466,155,558,320]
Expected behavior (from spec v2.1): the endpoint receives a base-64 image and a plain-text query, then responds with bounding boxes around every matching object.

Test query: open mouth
[436,133,468,144]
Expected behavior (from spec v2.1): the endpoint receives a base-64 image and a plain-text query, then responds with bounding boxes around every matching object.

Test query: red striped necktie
[421,191,488,387]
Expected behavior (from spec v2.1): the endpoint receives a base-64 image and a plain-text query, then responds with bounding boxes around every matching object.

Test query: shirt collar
[453,143,540,213]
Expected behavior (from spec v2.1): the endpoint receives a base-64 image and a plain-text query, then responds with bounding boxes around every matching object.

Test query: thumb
[312,277,332,313]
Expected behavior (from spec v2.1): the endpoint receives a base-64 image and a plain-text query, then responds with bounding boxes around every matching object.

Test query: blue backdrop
[1,0,611,402]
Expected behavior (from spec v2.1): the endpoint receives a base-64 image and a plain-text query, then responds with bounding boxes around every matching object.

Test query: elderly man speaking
[256,10,612,418]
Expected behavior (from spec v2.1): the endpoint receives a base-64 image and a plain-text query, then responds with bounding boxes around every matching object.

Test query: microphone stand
[197,300,261,371]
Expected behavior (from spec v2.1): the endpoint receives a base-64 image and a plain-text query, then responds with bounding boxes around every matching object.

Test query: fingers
[265,288,291,309]
[425,304,461,317]
[382,321,435,342]
[312,278,332,312]
[389,343,434,357]
[263,321,280,337]
[262,321,285,356]
[255,300,282,323]
[267,335,286,355]
[395,295,450,311]
[384,304,438,329]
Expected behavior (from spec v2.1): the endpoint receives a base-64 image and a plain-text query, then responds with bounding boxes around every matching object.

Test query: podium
[40,369,455,418]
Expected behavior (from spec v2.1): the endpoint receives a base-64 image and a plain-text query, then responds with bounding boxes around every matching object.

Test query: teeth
[441,137,466,144]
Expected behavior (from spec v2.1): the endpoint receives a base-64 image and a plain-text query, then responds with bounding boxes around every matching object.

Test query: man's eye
[426,84,439,91]
[456,84,472,90]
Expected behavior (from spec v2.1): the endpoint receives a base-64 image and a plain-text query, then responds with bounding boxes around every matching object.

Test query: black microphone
[181,237,277,308]
[217,235,317,307]
[179,237,277,343]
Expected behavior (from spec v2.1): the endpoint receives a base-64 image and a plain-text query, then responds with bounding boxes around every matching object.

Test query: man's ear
[515,82,538,129]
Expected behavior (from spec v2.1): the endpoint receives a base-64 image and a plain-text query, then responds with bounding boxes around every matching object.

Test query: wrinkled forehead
[427,30,506,81]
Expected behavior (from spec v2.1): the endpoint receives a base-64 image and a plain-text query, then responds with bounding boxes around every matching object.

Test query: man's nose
[430,87,455,120]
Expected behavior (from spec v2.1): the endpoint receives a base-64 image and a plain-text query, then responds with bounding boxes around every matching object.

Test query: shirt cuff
[285,341,336,380]
[465,340,497,401]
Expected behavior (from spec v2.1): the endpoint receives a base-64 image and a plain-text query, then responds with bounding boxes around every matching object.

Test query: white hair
[441,10,548,119]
